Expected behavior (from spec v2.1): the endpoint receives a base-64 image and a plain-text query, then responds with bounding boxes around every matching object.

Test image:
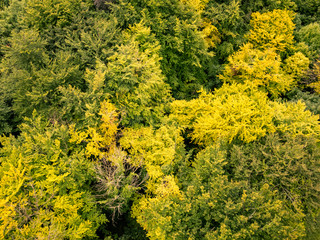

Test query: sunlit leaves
[248,9,295,53]
[0,113,106,239]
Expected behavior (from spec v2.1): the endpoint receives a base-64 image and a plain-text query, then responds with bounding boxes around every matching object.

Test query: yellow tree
[248,9,295,53]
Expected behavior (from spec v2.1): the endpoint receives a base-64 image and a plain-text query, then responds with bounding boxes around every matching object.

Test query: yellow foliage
[0,116,105,239]
[0,156,26,237]
[272,101,320,136]
[170,83,320,145]
[154,176,182,198]
[120,126,182,193]
[220,43,294,97]
[98,100,118,146]
[131,175,182,239]
[201,19,220,48]
[248,9,295,53]
[309,60,320,94]
[180,0,209,12]
[284,52,310,80]
[69,100,118,158]
[171,84,275,145]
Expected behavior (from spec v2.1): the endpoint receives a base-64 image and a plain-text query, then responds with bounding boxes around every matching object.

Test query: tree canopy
[0,0,319,239]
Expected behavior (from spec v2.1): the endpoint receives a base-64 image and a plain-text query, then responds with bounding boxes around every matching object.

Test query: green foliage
[0,0,319,239]
[0,0,10,10]
[62,15,119,69]
[0,29,83,133]
[0,28,48,134]
[0,113,106,239]
[229,133,320,213]
[113,0,217,99]
[294,0,320,25]
[205,0,243,57]
[296,22,320,60]
[23,0,92,30]
[132,145,306,239]
[1,28,47,71]
[105,23,172,126]
[0,0,26,57]
[58,61,108,128]
[241,0,297,15]
[287,88,320,115]
[229,133,320,239]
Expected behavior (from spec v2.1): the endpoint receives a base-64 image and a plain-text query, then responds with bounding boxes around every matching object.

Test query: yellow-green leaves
[0,113,106,239]
[171,84,274,145]
[132,144,306,239]
[221,9,310,98]
[309,60,320,94]
[69,100,118,158]
[248,9,295,53]
[105,23,171,126]
[120,126,182,192]
[272,100,320,136]
[284,52,310,79]
[170,83,319,146]
[24,0,88,29]
[220,43,294,97]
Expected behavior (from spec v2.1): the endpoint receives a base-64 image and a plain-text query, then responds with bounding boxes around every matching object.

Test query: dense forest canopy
[0,0,320,239]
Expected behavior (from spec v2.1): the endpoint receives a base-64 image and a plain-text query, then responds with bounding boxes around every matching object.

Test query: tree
[296,22,320,60]
[204,0,245,63]
[240,0,296,15]
[220,44,294,97]
[23,0,92,30]
[0,29,84,134]
[248,9,295,53]
[170,83,319,146]
[0,0,10,10]
[286,88,320,115]
[219,9,309,98]
[293,0,320,25]
[0,112,106,239]
[111,0,218,99]
[228,133,320,239]
[132,144,306,239]
[104,23,172,127]
[120,125,185,193]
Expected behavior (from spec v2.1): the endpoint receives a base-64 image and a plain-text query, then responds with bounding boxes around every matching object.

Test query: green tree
[112,0,218,99]
[0,29,83,134]
[132,144,306,239]
[286,88,320,115]
[204,0,245,63]
[23,0,92,30]
[0,0,10,10]
[241,0,296,15]
[228,133,320,239]
[0,0,26,58]
[0,113,106,239]
[296,22,320,60]
[294,0,320,25]
[105,23,172,126]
